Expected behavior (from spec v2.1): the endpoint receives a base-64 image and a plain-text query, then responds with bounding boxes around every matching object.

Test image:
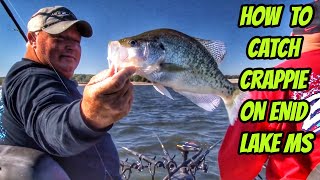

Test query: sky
[0,0,312,77]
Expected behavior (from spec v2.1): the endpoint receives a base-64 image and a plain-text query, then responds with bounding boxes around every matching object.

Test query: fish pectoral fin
[194,38,226,64]
[160,63,186,72]
[145,61,186,74]
[144,64,160,74]
[175,90,221,111]
[153,83,174,100]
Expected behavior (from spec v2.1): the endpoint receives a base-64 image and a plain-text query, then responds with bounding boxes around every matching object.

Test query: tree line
[0,77,4,85]
[0,75,150,85]
[225,75,240,79]
[72,74,239,83]
[72,74,94,84]
[71,74,152,83]
[0,74,239,85]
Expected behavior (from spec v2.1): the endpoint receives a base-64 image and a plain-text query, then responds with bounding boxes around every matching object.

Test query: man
[218,1,320,179]
[0,6,136,179]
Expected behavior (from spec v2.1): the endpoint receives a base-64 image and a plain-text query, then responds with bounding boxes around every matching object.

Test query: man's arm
[11,66,135,156]
[13,72,103,156]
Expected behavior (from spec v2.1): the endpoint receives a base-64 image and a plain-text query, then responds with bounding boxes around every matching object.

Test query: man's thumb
[87,65,115,85]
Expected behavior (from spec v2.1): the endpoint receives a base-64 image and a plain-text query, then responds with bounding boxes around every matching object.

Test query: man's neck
[301,43,320,53]
[24,46,45,65]
[300,32,320,53]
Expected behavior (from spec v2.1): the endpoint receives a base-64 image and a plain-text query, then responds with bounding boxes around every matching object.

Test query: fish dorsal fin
[194,38,226,64]
[174,90,221,111]
[153,83,174,100]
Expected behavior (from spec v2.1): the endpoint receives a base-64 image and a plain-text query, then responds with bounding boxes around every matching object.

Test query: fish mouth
[108,41,127,69]
[107,41,144,69]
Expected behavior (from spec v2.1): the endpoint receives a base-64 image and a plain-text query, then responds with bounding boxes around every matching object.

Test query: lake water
[0,86,229,179]
[81,85,230,180]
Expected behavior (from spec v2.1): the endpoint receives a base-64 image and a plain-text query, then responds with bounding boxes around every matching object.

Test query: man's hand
[80,65,136,130]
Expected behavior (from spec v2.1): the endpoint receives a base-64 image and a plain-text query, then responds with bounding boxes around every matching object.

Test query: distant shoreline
[228,78,238,84]
[78,79,238,86]
[78,82,152,86]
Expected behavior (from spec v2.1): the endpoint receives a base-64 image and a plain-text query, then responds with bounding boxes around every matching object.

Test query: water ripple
[108,86,229,179]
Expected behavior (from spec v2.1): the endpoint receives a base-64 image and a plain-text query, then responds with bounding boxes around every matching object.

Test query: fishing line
[7,0,27,28]
[31,40,71,94]
[7,0,70,93]
[4,2,115,179]
[95,145,114,180]
[1,0,27,41]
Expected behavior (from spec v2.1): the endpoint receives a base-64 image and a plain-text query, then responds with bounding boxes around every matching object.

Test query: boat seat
[0,145,70,180]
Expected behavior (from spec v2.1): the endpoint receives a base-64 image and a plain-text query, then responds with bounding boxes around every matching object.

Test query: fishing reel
[120,135,221,180]
[120,150,164,180]
[177,142,209,174]
[165,141,212,180]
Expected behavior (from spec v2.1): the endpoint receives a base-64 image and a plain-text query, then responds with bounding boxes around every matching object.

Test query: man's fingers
[119,80,132,96]
[87,65,115,85]
[88,66,136,94]
[113,66,136,81]
[110,66,136,90]
[124,81,134,101]
[103,66,136,92]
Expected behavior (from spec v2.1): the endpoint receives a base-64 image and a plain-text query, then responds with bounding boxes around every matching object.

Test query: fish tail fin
[222,89,249,125]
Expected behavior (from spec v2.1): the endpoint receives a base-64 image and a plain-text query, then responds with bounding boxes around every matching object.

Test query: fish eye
[128,40,137,47]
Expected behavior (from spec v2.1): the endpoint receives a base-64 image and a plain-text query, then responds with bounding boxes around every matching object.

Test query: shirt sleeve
[218,90,285,180]
[10,71,109,157]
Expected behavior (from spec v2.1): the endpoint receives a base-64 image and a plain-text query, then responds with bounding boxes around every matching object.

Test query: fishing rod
[120,138,223,180]
[121,147,164,167]
[121,146,165,180]
[121,137,266,180]
[1,0,71,93]
[1,0,27,42]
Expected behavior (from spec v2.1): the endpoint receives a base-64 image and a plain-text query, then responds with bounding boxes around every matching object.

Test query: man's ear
[27,32,37,48]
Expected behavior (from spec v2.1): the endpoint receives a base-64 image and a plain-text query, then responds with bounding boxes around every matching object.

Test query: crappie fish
[107,28,243,125]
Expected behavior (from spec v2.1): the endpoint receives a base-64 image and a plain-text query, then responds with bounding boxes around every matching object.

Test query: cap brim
[43,20,93,37]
